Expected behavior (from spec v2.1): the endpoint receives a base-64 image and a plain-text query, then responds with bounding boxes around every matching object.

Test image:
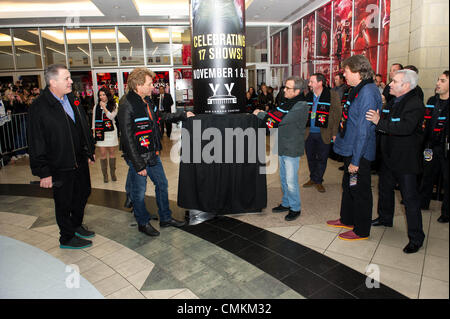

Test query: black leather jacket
[118,90,187,172]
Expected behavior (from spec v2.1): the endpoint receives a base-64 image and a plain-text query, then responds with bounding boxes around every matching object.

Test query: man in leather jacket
[118,67,194,236]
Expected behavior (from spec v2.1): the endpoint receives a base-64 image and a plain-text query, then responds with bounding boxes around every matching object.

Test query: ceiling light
[152,46,158,56]
[130,46,133,57]
[46,46,66,56]
[0,33,34,46]
[0,0,104,19]
[77,46,90,57]
[147,28,182,43]
[105,45,111,56]
[0,50,13,56]
[17,47,41,56]
[133,0,188,17]
[32,29,129,45]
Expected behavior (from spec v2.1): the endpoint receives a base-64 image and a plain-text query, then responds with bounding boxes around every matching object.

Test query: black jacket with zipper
[118,90,187,172]
[28,86,95,178]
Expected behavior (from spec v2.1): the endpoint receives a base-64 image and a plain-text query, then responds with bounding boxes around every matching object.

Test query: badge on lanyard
[424,148,433,161]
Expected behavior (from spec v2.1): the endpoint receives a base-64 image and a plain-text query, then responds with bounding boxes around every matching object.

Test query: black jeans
[377,163,425,246]
[305,132,331,184]
[52,160,91,244]
[159,118,172,137]
[420,146,449,217]
[340,156,373,237]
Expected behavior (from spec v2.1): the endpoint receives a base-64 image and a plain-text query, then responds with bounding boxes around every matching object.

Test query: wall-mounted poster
[301,13,315,80]
[353,0,379,72]
[281,28,288,64]
[378,0,391,81]
[333,0,352,65]
[272,33,280,64]
[302,13,315,62]
[292,20,302,65]
[315,61,331,86]
[316,3,332,59]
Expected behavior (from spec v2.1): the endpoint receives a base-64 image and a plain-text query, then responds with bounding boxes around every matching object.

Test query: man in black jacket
[154,85,174,138]
[419,70,449,223]
[28,64,96,249]
[366,69,425,254]
[118,68,194,236]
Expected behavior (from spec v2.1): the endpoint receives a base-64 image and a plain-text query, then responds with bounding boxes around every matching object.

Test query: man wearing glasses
[254,77,309,221]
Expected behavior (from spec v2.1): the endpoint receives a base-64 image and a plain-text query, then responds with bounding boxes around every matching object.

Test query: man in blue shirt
[28,64,96,249]
[326,55,382,241]
[303,73,341,193]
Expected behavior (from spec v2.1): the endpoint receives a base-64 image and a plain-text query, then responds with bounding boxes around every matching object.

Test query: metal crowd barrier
[0,112,28,167]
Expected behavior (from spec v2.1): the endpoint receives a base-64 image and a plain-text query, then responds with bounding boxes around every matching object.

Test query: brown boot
[100,159,108,183]
[302,179,316,188]
[109,157,117,181]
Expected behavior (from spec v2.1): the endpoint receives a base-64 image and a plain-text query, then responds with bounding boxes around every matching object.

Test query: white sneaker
[24,153,29,158]
[11,156,18,161]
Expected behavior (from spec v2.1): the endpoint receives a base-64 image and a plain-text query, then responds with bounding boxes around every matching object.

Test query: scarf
[262,93,304,129]
[306,87,332,128]
[338,78,373,137]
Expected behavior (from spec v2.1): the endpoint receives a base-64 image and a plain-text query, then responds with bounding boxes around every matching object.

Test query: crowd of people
[1,58,447,254]
[253,56,448,255]
[0,82,41,164]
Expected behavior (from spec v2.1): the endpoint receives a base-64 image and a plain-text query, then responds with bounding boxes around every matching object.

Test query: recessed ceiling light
[133,0,188,17]
[0,0,104,19]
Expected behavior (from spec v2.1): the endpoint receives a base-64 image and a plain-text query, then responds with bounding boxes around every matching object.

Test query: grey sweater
[257,100,309,157]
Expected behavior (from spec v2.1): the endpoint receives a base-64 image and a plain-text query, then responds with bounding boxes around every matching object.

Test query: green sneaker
[60,236,92,249]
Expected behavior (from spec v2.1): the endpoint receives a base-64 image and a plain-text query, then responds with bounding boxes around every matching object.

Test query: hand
[366,109,380,125]
[40,176,53,188]
[332,136,336,143]
[348,164,359,174]
[88,154,95,164]
[253,109,262,116]
[138,169,147,177]
[186,111,195,118]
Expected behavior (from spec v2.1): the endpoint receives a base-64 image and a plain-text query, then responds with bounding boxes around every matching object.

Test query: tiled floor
[0,132,448,299]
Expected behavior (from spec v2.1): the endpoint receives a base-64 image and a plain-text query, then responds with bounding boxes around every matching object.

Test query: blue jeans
[126,157,172,225]
[279,155,301,212]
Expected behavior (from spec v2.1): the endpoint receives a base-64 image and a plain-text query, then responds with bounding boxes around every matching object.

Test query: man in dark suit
[154,86,174,138]
[366,69,425,254]
[382,63,403,105]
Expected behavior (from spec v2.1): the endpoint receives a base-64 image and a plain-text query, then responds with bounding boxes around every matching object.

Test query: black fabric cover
[177,113,267,214]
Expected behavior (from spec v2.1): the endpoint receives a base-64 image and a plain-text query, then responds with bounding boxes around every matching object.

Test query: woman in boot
[92,87,119,182]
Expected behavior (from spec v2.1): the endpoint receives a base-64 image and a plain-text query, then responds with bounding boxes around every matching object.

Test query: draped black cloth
[177,113,267,214]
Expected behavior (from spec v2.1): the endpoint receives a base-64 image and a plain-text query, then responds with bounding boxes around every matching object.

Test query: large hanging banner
[301,13,315,79]
[191,0,246,114]
[316,3,332,59]
[353,0,380,72]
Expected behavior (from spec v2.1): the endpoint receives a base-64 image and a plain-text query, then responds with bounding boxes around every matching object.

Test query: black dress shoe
[272,204,290,213]
[138,223,160,236]
[371,217,392,227]
[285,210,301,221]
[437,215,449,223]
[160,218,186,228]
[124,195,133,209]
[403,242,421,254]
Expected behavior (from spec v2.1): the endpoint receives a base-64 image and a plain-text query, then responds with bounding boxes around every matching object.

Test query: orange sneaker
[326,219,353,230]
[338,230,368,241]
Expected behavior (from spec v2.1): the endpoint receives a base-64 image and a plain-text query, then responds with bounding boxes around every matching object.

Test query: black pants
[52,160,91,244]
[377,163,425,246]
[305,133,331,184]
[420,146,449,217]
[159,118,172,138]
[340,156,373,237]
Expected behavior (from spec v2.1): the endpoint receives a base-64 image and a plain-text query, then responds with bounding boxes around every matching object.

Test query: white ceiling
[0,0,328,26]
